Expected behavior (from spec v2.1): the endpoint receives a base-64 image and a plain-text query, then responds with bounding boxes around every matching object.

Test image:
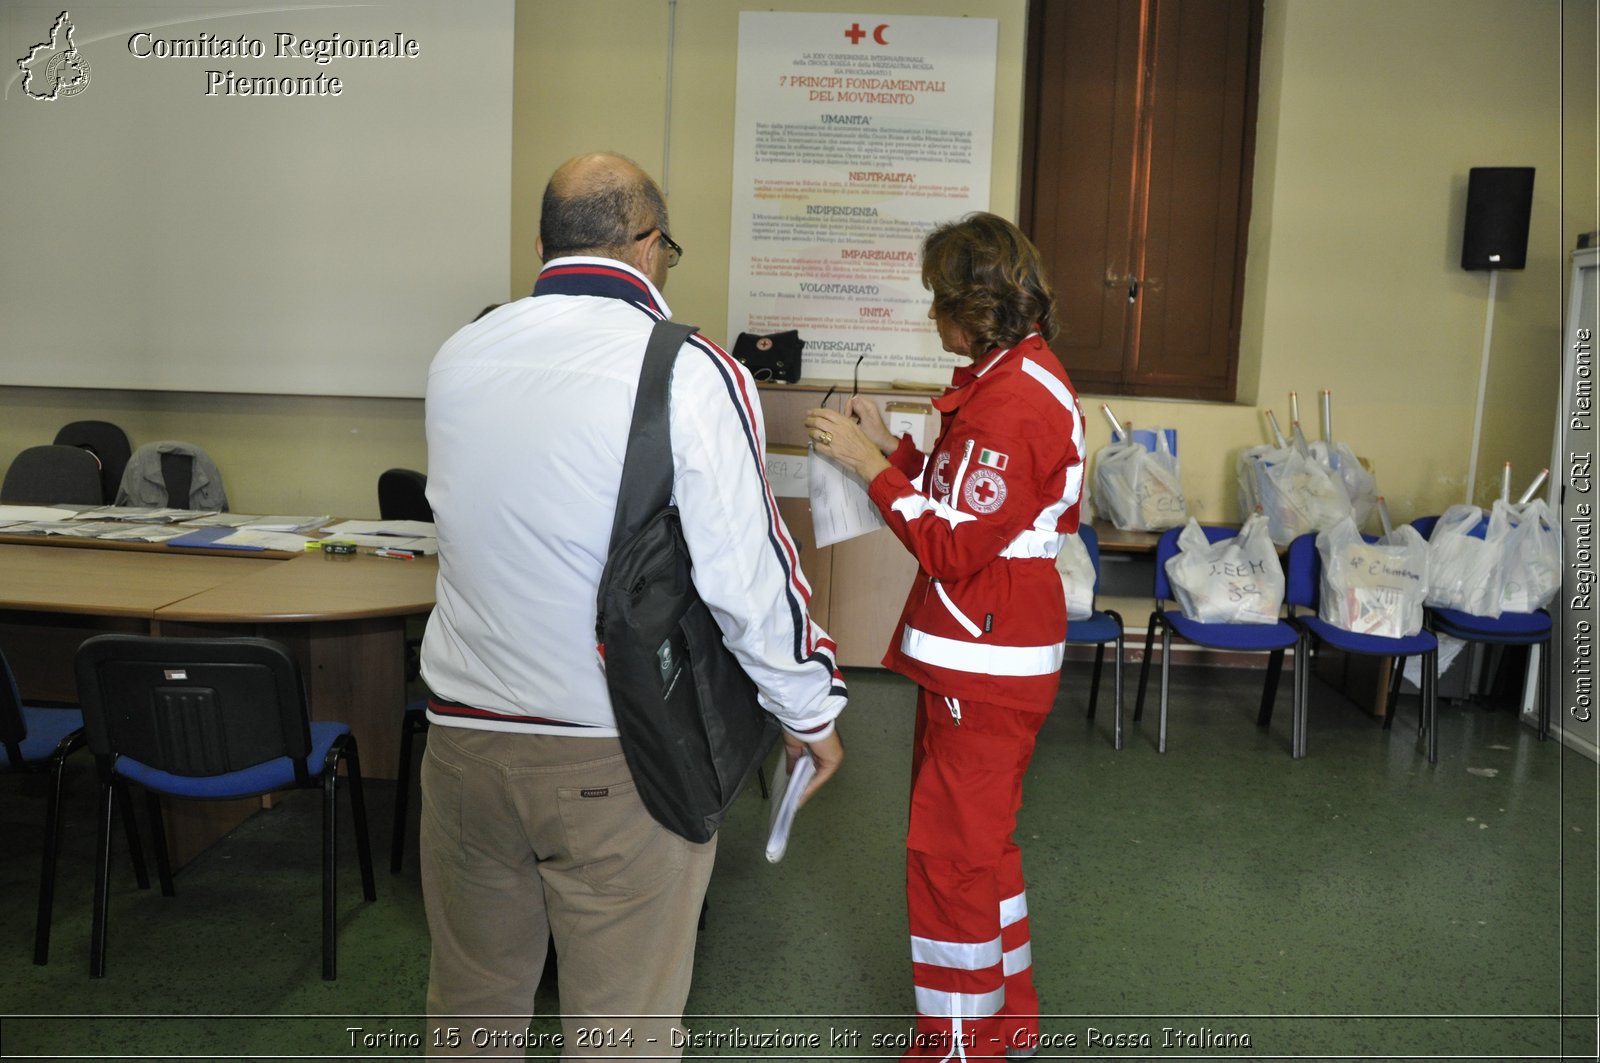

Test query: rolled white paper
[1100,403,1125,440]
[1290,420,1311,456]
[1264,409,1287,448]
[1517,468,1549,504]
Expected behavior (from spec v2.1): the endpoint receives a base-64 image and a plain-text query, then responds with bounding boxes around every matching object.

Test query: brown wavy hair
[921,212,1057,355]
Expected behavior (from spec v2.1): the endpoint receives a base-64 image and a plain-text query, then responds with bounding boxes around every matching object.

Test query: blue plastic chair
[1063,525,1124,749]
[74,635,376,980]
[1412,514,1552,743]
[1,644,135,967]
[1135,525,1306,755]
[1285,533,1440,762]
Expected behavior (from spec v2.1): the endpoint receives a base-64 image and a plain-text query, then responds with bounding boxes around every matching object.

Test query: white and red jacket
[421,257,844,741]
[868,334,1085,712]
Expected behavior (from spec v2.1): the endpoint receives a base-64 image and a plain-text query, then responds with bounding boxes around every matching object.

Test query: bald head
[539,152,668,264]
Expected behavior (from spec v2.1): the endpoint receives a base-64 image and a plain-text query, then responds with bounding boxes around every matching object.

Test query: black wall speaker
[1461,166,1535,270]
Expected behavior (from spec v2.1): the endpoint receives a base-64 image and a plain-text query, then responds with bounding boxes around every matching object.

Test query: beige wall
[1,0,1592,524]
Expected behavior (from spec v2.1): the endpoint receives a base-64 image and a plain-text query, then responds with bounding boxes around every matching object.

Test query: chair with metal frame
[1,643,145,967]
[1135,524,1307,756]
[1411,514,1552,744]
[1062,524,1125,748]
[377,466,432,873]
[1284,532,1440,762]
[74,634,376,979]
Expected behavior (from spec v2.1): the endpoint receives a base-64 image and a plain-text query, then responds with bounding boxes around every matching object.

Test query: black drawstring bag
[732,330,804,383]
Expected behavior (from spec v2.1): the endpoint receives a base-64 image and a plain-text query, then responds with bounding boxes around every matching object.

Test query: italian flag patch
[977,448,1009,470]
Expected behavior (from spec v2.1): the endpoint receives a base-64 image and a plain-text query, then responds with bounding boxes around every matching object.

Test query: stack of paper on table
[167,527,316,552]
[0,505,86,525]
[242,515,332,533]
[96,524,193,543]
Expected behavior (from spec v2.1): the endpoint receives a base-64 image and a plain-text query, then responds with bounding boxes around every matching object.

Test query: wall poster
[727,12,998,387]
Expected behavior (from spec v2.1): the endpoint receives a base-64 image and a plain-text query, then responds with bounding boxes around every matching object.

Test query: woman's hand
[846,395,899,456]
[804,407,892,484]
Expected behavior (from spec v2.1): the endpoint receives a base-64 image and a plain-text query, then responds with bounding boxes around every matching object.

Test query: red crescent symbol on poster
[873,24,890,45]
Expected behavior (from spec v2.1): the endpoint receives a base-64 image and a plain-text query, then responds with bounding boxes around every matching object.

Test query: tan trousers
[421,724,716,1059]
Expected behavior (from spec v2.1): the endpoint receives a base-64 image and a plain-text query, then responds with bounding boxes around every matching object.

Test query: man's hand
[782,730,843,808]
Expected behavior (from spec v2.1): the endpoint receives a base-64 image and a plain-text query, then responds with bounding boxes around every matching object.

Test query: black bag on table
[595,320,780,843]
[731,330,804,383]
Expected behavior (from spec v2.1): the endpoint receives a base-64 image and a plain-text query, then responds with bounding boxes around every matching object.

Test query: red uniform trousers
[904,687,1047,1061]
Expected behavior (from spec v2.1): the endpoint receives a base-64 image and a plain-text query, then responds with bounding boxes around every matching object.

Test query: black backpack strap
[607,320,698,555]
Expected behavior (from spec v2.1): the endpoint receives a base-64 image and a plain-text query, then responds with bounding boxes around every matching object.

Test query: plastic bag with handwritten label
[1164,514,1284,624]
[1092,430,1186,531]
[1317,516,1428,638]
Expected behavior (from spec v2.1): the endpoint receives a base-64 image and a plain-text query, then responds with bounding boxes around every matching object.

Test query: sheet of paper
[808,451,884,548]
[96,524,192,543]
[323,519,437,538]
[765,753,816,864]
[764,446,810,500]
[181,512,259,528]
[241,515,332,533]
[212,530,317,551]
[0,505,85,523]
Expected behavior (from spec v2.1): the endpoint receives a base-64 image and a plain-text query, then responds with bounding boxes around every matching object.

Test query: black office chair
[391,698,429,874]
[1,642,147,968]
[1,445,105,505]
[52,421,133,505]
[378,468,432,523]
[378,467,433,873]
[74,634,376,979]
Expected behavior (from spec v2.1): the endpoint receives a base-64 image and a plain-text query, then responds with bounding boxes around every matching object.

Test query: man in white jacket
[420,152,846,1057]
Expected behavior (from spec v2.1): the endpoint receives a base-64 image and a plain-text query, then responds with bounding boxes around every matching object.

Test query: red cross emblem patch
[930,452,952,499]
[963,468,1007,514]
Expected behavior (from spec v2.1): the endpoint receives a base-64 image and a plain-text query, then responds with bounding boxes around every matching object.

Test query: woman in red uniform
[806,212,1084,1061]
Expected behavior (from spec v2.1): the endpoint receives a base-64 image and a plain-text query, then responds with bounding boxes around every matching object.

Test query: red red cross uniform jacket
[866,334,1085,711]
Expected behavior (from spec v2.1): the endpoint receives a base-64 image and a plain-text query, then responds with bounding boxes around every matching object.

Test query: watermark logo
[18,11,91,101]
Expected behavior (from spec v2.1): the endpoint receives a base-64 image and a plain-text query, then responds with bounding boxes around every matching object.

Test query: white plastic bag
[1164,514,1284,624]
[1497,498,1560,613]
[1251,446,1354,546]
[1235,445,1274,521]
[1316,516,1428,638]
[1424,504,1507,617]
[1055,531,1096,621]
[1315,440,1378,529]
[1092,431,1186,531]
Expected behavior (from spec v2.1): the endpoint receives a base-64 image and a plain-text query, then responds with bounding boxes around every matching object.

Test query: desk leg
[285,616,407,782]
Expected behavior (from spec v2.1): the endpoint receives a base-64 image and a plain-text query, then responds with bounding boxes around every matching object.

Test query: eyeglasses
[819,356,866,410]
[633,228,683,269]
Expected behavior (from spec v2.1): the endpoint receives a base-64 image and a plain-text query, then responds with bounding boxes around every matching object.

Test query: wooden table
[0,541,436,864]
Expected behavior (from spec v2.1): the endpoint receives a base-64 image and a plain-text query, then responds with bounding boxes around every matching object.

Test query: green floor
[2,663,1595,1060]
